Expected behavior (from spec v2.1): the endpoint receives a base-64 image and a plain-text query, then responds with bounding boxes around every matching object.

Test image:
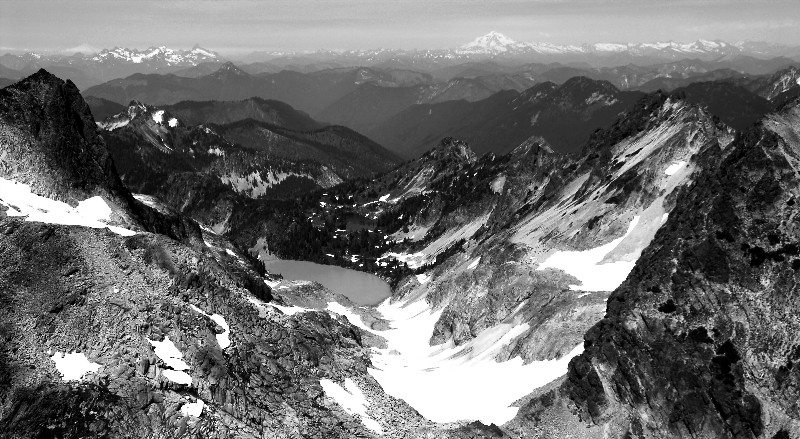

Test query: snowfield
[327,294,583,425]
[0,177,136,236]
[380,214,489,269]
[247,295,311,317]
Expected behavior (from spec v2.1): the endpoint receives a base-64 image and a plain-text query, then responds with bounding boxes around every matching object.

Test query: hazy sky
[1,0,799,55]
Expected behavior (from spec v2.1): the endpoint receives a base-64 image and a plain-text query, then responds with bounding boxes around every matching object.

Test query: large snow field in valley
[329,292,583,425]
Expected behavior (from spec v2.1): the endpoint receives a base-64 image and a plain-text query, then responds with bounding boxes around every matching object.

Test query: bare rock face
[0,69,126,205]
[0,216,382,438]
[0,70,202,244]
[562,99,800,437]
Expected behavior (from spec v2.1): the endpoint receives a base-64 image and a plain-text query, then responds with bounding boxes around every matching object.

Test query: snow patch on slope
[222,171,313,198]
[181,399,204,417]
[0,177,136,236]
[537,216,640,291]
[491,175,506,194]
[148,336,192,384]
[189,305,231,349]
[50,352,101,381]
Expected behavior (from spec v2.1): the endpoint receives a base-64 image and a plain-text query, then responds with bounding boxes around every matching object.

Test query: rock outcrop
[558,96,800,438]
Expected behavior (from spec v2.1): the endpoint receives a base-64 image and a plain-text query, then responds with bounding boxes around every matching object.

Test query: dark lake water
[264,260,392,306]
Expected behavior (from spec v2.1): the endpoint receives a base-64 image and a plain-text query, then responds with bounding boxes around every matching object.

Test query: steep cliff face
[560,98,800,438]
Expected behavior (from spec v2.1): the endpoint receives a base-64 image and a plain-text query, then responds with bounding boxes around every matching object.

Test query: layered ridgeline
[83,63,435,116]
[95,98,399,229]
[2,33,799,91]
[0,71,494,438]
[316,66,799,149]
[369,77,645,157]
[81,60,800,158]
[315,73,538,134]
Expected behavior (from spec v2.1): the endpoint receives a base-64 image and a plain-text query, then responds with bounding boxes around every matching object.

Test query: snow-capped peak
[464,31,517,49]
[459,31,525,54]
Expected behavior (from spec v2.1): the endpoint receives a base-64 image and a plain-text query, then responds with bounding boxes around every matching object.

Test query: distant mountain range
[78,62,800,159]
[237,32,800,69]
[456,31,789,58]
[82,63,444,115]
[0,46,220,88]
[369,77,645,157]
[1,33,799,89]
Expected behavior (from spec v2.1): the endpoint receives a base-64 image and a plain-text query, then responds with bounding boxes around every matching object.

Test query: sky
[1,0,799,55]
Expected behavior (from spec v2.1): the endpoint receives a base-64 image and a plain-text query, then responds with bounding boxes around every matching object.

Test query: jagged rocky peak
[0,69,128,205]
[423,137,477,165]
[97,100,184,134]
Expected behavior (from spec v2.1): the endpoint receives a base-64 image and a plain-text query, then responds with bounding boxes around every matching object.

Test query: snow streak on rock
[319,378,383,434]
[148,336,192,384]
